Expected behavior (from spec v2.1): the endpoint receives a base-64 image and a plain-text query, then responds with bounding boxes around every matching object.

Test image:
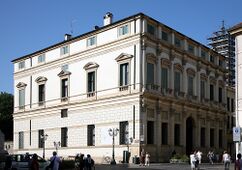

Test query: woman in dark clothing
[30,153,39,170]
[79,154,85,170]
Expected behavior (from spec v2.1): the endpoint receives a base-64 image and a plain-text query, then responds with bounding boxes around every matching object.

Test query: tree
[0,92,13,140]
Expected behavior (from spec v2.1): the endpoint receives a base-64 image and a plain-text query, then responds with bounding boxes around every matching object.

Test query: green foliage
[0,92,13,140]
[171,154,189,162]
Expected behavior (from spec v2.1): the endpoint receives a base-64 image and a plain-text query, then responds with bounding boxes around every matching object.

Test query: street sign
[233,127,241,142]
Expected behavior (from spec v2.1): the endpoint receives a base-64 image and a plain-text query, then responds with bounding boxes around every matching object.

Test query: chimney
[64,34,72,41]
[103,12,113,26]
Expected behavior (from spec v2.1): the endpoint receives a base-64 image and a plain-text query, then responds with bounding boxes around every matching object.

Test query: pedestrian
[74,154,80,169]
[190,151,198,170]
[235,153,242,170]
[85,154,94,170]
[140,149,145,166]
[222,151,230,170]
[30,153,39,170]
[49,151,62,170]
[196,150,202,164]
[145,152,150,166]
[207,151,214,164]
[79,154,85,170]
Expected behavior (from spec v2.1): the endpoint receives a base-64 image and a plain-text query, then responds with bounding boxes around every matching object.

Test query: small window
[227,97,230,111]
[210,55,214,63]
[147,23,155,35]
[200,80,205,100]
[188,44,194,54]
[61,109,68,118]
[162,31,168,41]
[87,125,95,146]
[218,87,223,103]
[174,72,181,93]
[147,63,154,85]
[87,36,96,47]
[174,37,181,47]
[118,24,129,36]
[120,63,129,86]
[18,61,25,70]
[60,46,69,56]
[210,84,214,101]
[38,54,45,63]
[61,64,68,71]
[161,68,168,90]
[219,59,223,67]
[188,76,194,96]
[201,50,206,59]
[61,127,68,147]
[38,84,45,105]
[61,78,68,98]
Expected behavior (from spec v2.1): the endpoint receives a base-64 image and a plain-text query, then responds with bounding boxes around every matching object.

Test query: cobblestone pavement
[90,163,234,170]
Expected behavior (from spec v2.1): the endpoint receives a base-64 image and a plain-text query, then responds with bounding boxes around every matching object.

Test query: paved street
[91,163,234,170]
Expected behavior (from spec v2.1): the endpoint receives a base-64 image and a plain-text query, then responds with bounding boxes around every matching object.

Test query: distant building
[12,13,234,162]
[208,21,236,86]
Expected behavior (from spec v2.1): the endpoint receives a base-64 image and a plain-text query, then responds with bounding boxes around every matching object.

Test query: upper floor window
[88,71,95,93]
[174,71,181,92]
[18,61,25,70]
[161,67,168,90]
[38,84,45,105]
[61,127,68,147]
[87,125,95,146]
[84,62,99,97]
[61,109,68,118]
[188,76,194,96]
[120,121,129,145]
[118,24,129,36]
[120,63,129,87]
[218,87,223,103]
[201,50,207,59]
[147,23,155,35]
[200,80,205,100]
[16,82,27,110]
[87,36,96,47]
[147,63,154,85]
[61,64,69,71]
[227,97,230,111]
[162,31,168,41]
[38,54,45,63]
[231,98,234,112]
[210,84,214,101]
[61,78,68,99]
[174,37,181,48]
[210,55,215,63]
[188,44,195,54]
[60,46,69,56]
[219,59,224,67]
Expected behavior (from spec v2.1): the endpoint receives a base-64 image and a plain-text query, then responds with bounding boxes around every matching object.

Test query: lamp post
[53,141,61,153]
[40,134,48,159]
[108,128,119,165]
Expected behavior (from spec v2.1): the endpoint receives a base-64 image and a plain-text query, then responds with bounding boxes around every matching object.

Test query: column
[170,51,175,93]
[169,105,175,146]
[197,70,201,100]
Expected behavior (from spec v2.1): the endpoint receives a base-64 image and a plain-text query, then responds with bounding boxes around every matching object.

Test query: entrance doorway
[186,117,194,155]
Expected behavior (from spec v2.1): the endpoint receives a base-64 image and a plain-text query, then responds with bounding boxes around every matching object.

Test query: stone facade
[12,13,234,162]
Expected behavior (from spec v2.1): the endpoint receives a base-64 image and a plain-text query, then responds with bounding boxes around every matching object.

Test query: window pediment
[58,70,71,77]
[186,68,195,77]
[35,76,48,83]
[83,62,99,70]
[200,73,208,80]
[161,58,171,67]
[218,80,225,87]
[209,76,217,84]
[146,53,157,63]
[115,53,133,62]
[16,82,27,88]
[174,63,183,72]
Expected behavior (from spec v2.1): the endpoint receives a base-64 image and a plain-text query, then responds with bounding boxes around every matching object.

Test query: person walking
[49,151,62,170]
[207,151,214,164]
[196,150,202,164]
[140,149,145,166]
[222,151,230,170]
[30,153,39,170]
[145,152,150,166]
[235,153,242,170]
[85,154,94,170]
[190,151,198,170]
[79,154,85,170]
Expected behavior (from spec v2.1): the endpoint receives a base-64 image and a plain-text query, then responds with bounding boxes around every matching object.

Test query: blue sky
[0,0,241,94]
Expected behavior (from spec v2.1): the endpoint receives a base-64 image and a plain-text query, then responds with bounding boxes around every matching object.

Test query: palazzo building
[12,13,234,162]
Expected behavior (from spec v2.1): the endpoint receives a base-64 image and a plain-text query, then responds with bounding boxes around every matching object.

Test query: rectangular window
[162,31,168,41]
[120,63,129,86]
[19,131,24,149]
[61,64,68,71]
[210,55,214,63]
[147,63,154,84]
[38,130,44,148]
[174,72,181,92]
[219,130,223,148]
[61,109,68,118]
[88,72,95,92]
[231,98,234,112]
[87,37,96,47]
[118,25,129,36]
[174,124,180,146]
[87,125,95,146]
[188,76,193,96]
[210,128,214,147]
[201,50,207,59]
[18,61,25,69]
[227,97,230,111]
[161,123,168,145]
[60,46,69,56]
[147,121,154,144]
[210,84,214,101]
[188,44,194,54]
[161,68,168,90]
[219,87,223,103]
[174,37,181,47]
[61,127,68,147]
[200,128,205,147]
[147,24,155,35]
[38,54,45,63]
[219,59,223,67]
[38,84,45,104]
[200,80,205,100]
[120,121,129,145]
[61,79,68,98]
[19,89,25,109]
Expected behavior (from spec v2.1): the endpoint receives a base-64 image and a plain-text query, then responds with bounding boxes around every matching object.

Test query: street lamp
[108,128,119,165]
[53,141,61,153]
[40,134,48,159]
